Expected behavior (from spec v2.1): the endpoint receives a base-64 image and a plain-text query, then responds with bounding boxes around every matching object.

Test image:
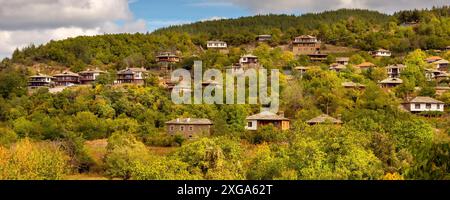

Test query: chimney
[176,118,180,123]
[187,118,191,122]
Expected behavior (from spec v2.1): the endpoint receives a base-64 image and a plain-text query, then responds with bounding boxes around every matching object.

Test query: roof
[166,118,213,125]
[426,56,443,62]
[307,114,342,124]
[257,34,272,37]
[157,52,178,57]
[432,59,449,64]
[330,63,346,69]
[241,54,258,58]
[386,64,406,69]
[336,57,349,62]
[117,68,147,74]
[342,81,366,88]
[295,35,317,39]
[79,69,105,74]
[54,71,79,77]
[375,48,391,52]
[207,40,227,44]
[409,96,444,104]
[380,78,403,84]
[246,111,289,121]
[294,66,310,70]
[356,62,376,68]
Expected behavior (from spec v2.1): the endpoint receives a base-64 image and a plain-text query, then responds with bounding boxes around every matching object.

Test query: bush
[0,127,17,146]
[0,139,69,180]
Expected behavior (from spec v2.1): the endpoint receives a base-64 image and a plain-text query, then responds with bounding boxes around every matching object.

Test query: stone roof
[295,35,316,39]
[117,68,147,75]
[432,59,449,64]
[336,57,349,62]
[330,63,346,69]
[356,62,376,68]
[307,114,342,124]
[241,54,258,58]
[54,71,79,77]
[246,111,289,121]
[342,81,366,88]
[79,68,105,74]
[409,96,444,104]
[166,118,213,125]
[380,78,403,84]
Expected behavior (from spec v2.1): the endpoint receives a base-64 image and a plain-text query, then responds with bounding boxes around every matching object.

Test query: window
[189,126,193,131]
[426,104,431,109]
[415,104,420,109]
[170,126,174,131]
[180,126,185,131]
[247,122,253,127]
[437,104,441,109]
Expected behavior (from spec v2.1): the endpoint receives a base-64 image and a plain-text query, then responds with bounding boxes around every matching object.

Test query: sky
[0,0,449,59]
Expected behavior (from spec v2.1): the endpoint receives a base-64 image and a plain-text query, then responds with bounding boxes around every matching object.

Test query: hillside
[2,7,449,72]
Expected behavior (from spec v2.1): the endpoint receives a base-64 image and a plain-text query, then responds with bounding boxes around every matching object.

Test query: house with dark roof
[78,68,106,85]
[28,73,54,88]
[54,71,80,86]
[386,64,406,78]
[341,81,366,90]
[379,77,403,88]
[166,118,213,139]
[116,67,147,85]
[306,114,342,125]
[402,96,445,113]
[329,63,347,72]
[292,35,321,55]
[336,57,349,65]
[256,35,272,42]
[245,111,290,131]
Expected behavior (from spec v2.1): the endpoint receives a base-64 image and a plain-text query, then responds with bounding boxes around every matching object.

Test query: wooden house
[386,64,406,78]
[371,49,392,57]
[292,35,321,55]
[28,73,54,88]
[78,68,105,85]
[379,77,403,88]
[54,71,80,86]
[116,67,147,85]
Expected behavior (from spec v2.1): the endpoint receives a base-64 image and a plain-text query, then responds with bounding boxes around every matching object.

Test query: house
[329,63,346,72]
[207,41,227,49]
[294,66,311,77]
[156,52,180,73]
[54,71,80,86]
[431,59,449,72]
[425,69,449,81]
[166,118,213,139]
[292,35,321,55]
[116,67,147,85]
[308,53,328,62]
[78,68,105,85]
[402,96,445,113]
[386,64,406,78]
[28,73,54,88]
[239,54,259,67]
[245,111,290,131]
[356,62,376,70]
[306,114,342,125]
[257,35,272,42]
[371,49,392,57]
[341,81,366,90]
[445,46,450,51]
[379,77,403,88]
[336,57,349,65]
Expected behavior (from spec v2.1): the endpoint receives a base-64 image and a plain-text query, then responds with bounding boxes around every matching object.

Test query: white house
[207,41,227,49]
[403,96,445,113]
[372,49,392,57]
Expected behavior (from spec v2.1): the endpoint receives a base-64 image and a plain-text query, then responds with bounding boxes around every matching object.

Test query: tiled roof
[54,71,79,77]
[117,68,147,74]
[356,62,376,68]
[380,78,403,84]
[166,118,213,125]
[409,96,444,104]
[246,111,289,121]
[307,114,342,124]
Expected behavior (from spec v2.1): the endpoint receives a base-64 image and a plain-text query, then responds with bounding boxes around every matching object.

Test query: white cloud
[207,0,450,14]
[0,0,147,59]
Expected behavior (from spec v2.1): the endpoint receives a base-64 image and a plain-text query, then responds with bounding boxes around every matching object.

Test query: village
[25,35,449,139]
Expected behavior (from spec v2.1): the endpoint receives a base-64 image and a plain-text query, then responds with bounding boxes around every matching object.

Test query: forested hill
[2,7,450,70]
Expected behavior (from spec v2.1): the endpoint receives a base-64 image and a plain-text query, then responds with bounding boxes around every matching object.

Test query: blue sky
[129,0,249,31]
[1,0,449,58]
